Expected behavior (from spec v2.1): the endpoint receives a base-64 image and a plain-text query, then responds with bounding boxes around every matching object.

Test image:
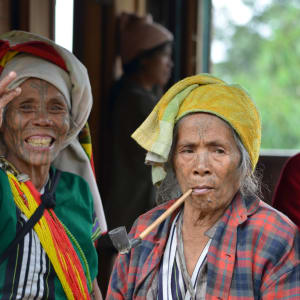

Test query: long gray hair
[156,114,262,204]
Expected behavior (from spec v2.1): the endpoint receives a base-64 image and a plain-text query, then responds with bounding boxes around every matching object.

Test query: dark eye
[215,148,225,154]
[180,147,194,154]
[49,103,68,113]
[19,103,36,112]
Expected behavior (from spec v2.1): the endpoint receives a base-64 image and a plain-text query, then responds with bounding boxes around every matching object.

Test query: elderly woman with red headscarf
[106,75,300,299]
[0,31,107,299]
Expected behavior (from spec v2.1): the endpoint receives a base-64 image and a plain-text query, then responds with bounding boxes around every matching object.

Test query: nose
[192,152,211,176]
[32,109,53,127]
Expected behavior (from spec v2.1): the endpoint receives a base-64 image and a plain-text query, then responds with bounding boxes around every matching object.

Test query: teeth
[27,137,52,146]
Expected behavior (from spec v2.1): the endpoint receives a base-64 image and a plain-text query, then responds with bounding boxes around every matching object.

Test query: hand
[91,279,103,300]
[0,71,21,128]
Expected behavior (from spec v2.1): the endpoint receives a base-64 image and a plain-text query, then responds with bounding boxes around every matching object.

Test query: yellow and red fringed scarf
[7,172,91,300]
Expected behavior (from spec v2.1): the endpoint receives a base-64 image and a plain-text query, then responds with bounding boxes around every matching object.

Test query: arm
[105,253,129,300]
[261,267,300,299]
[260,230,300,299]
[92,279,103,300]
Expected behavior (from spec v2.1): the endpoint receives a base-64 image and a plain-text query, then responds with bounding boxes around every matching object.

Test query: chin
[24,155,52,167]
[190,198,212,210]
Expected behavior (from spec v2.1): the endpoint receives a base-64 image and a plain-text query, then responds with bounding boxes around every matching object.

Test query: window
[210,0,300,150]
[54,0,74,52]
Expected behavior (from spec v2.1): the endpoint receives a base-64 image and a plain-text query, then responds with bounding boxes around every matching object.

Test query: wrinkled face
[1,78,70,172]
[143,44,173,87]
[173,113,241,213]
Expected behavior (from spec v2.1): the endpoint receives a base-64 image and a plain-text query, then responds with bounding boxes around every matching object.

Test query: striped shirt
[1,212,55,300]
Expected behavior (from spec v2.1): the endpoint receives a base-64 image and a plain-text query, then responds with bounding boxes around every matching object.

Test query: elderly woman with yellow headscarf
[106,74,300,299]
[0,31,107,299]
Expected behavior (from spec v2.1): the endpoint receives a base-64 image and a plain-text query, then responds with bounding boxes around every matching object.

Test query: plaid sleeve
[260,228,300,299]
[261,266,300,299]
[106,253,130,300]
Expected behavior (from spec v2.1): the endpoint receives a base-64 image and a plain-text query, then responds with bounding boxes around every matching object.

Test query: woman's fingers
[0,71,21,110]
[0,86,21,107]
[0,71,17,92]
[0,72,21,128]
[0,87,21,128]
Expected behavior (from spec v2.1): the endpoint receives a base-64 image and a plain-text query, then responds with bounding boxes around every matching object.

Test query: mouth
[25,135,55,149]
[192,185,213,195]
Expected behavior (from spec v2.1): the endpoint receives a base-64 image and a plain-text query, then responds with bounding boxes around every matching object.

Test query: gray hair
[156,115,262,204]
[232,130,262,200]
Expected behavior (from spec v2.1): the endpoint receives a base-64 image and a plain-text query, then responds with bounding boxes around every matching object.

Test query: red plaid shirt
[106,194,300,299]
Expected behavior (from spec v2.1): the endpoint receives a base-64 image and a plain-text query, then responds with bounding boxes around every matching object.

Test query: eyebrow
[17,98,35,104]
[177,139,229,147]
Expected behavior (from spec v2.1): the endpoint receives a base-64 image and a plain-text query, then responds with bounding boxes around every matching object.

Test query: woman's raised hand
[0,71,21,127]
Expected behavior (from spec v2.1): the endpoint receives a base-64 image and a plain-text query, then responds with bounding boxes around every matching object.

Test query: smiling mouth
[25,136,55,148]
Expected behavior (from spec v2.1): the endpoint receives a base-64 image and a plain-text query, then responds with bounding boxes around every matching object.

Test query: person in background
[106,12,173,231]
[106,74,300,299]
[0,30,107,299]
[272,153,300,229]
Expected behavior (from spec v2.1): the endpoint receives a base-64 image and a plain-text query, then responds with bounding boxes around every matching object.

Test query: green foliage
[212,0,300,149]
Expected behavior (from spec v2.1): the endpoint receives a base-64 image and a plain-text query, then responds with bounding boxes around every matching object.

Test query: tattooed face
[1,78,70,173]
[173,113,241,213]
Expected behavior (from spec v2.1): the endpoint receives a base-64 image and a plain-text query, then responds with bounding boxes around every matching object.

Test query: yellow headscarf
[132,74,261,184]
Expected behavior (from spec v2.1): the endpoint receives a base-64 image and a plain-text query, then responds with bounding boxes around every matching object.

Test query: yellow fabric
[132,74,261,184]
[0,50,18,67]
[81,143,92,159]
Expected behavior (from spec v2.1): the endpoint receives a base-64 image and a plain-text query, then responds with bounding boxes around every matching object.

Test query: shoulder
[247,200,298,235]
[258,200,297,229]
[57,169,91,191]
[243,200,299,256]
[114,78,156,105]
[54,168,93,208]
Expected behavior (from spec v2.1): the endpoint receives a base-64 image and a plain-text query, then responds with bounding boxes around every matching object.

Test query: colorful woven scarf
[7,171,91,300]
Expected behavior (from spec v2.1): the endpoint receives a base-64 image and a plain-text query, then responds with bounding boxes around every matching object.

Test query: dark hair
[123,41,172,74]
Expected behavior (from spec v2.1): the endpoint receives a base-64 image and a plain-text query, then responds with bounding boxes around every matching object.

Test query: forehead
[20,78,60,91]
[15,78,67,103]
[176,113,235,141]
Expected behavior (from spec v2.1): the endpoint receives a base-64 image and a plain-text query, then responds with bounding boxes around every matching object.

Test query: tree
[212,0,300,149]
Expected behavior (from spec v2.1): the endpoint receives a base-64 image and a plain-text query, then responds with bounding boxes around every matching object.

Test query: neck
[182,201,224,237]
[26,166,49,190]
[129,72,155,91]
[3,158,50,191]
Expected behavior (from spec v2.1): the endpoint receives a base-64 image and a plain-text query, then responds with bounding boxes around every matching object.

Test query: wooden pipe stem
[139,189,192,240]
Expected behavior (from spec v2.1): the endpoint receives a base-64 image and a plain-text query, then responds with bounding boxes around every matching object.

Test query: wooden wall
[0,0,54,38]
[0,0,10,34]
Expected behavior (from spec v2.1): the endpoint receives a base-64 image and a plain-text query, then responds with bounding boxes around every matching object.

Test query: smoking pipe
[109,189,192,253]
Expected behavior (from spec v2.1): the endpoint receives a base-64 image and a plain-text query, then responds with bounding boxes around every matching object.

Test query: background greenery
[211,0,300,149]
